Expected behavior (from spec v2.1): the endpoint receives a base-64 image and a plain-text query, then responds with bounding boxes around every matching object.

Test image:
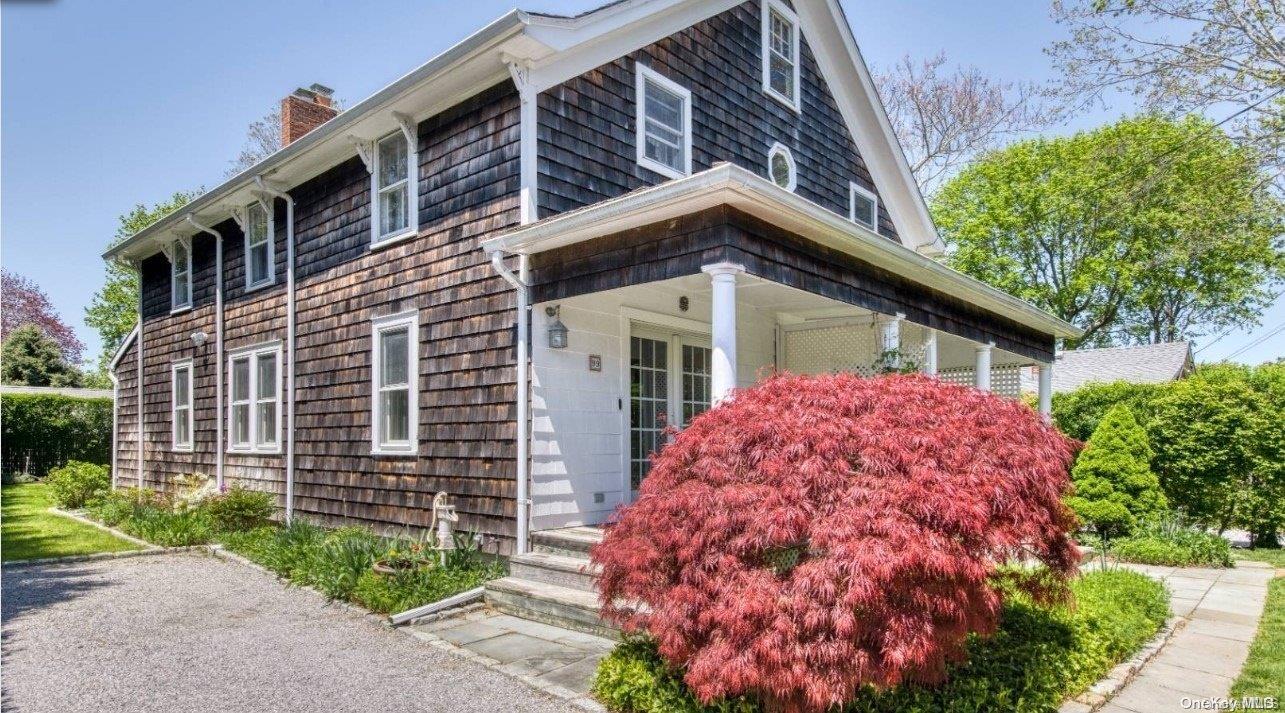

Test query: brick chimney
[281,83,337,146]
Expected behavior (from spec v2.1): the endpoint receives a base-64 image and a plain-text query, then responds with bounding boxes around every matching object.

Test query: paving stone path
[1094,561,1276,713]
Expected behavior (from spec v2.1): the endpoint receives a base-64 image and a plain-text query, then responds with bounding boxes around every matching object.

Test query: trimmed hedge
[1,393,112,477]
[592,570,1169,713]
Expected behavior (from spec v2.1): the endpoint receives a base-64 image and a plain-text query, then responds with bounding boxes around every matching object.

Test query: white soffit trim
[481,164,1081,339]
[108,324,140,372]
[793,0,946,256]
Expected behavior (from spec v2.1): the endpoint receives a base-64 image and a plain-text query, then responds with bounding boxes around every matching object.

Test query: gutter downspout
[187,215,224,488]
[137,264,144,489]
[109,372,119,490]
[255,176,296,524]
[488,249,530,555]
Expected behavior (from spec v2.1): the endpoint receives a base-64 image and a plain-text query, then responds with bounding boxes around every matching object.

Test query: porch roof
[481,163,1082,341]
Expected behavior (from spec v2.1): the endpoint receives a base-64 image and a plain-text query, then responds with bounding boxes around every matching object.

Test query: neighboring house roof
[0,385,114,399]
[1051,342,1194,393]
[483,163,1083,339]
[104,0,945,264]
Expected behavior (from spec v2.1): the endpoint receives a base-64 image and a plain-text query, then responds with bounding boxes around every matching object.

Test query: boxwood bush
[45,460,111,508]
[593,569,1169,713]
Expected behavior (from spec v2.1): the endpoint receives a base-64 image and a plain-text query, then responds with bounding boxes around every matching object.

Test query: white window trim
[370,127,419,250]
[171,359,194,453]
[226,341,282,455]
[634,63,693,180]
[761,0,802,113]
[169,237,193,313]
[849,181,879,230]
[371,309,420,456]
[244,200,276,290]
[766,142,797,192]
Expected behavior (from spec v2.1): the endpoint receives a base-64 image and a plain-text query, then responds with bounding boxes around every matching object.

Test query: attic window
[849,182,878,230]
[170,239,192,312]
[635,64,692,180]
[245,201,274,289]
[767,143,796,191]
[762,0,801,111]
[372,126,418,247]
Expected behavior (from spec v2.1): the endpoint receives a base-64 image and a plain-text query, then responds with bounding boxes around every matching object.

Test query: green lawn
[1,482,140,561]
[1231,575,1284,702]
[1235,548,1285,569]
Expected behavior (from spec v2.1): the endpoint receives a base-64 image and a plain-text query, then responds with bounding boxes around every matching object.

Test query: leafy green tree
[1,325,84,387]
[1150,364,1284,546]
[85,190,201,373]
[1051,380,1164,442]
[934,114,1283,347]
[1066,404,1168,548]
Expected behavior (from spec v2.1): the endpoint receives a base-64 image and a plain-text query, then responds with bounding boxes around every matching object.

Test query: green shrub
[1,393,112,477]
[85,487,211,546]
[592,570,1169,713]
[204,485,275,532]
[1051,381,1164,442]
[350,553,503,615]
[1066,405,1167,544]
[301,527,385,600]
[1150,363,1285,545]
[1112,519,1234,567]
[220,521,326,578]
[45,461,111,508]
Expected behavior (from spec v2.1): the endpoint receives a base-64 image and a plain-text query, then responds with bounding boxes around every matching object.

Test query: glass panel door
[680,339,712,426]
[630,334,669,492]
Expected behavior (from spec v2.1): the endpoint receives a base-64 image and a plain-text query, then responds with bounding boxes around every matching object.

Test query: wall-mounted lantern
[546,305,568,349]
[190,331,209,347]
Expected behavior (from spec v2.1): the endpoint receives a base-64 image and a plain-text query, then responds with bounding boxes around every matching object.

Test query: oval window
[767,143,796,191]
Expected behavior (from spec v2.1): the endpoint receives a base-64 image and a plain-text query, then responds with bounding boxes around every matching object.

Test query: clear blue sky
[4,0,1281,365]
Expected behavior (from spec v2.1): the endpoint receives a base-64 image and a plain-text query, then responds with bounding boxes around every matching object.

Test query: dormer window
[762,0,801,111]
[850,182,878,230]
[245,201,274,289]
[372,126,417,247]
[767,143,797,191]
[169,238,192,312]
[635,64,692,180]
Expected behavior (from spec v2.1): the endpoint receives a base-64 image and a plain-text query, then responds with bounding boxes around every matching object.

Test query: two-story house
[104,0,1081,567]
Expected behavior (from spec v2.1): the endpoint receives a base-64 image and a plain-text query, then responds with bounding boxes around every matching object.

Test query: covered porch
[482,163,1079,535]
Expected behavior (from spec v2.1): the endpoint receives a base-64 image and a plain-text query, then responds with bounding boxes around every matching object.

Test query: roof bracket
[252,192,273,215]
[391,112,416,148]
[229,206,246,230]
[348,136,374,174]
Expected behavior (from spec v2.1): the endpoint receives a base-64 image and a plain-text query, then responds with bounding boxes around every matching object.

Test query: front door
[629,325,712,497]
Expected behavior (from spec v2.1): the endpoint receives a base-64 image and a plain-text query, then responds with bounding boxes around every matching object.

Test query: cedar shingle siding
[537,0,899,240]
[120,81,521,546]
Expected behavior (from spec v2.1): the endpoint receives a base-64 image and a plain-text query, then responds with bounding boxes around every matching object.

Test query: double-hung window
[762,0,801,111]
[170,239,192,312]
[245,201,274,289]
[635,64,692,180]
[228,343,281,453]
[849,182,878,230]
[372,129,417,246]
[172,360,194,452]
[371,310,418,455]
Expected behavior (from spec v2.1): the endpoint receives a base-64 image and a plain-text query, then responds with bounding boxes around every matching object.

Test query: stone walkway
[1096,561,1276,713]
[405,608,614,711]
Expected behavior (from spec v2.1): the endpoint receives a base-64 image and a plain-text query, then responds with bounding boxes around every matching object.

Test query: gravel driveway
[1,553,576,713]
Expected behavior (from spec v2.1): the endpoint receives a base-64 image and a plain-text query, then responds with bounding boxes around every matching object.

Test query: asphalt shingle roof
[1051,341,1193,393]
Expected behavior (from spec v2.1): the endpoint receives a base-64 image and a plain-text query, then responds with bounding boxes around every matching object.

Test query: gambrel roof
[105,0,945,263]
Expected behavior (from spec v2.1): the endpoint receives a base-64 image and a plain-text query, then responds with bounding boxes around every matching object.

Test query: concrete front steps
[483,526,619,639]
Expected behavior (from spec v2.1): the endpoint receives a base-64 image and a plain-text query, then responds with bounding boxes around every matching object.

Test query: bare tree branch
[873,53,1055,196]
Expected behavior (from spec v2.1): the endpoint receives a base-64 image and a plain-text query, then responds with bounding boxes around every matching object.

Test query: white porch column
[702,262,744,404]
[1037,362,1053,419]
[922,329,938,375]
[879,312,904,369]
[974,342,993,392]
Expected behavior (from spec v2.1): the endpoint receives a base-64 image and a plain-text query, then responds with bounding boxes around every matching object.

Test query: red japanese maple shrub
[592,372,1080,712]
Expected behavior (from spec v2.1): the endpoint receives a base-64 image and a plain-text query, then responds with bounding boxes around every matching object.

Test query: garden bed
[592,569,1170,713]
